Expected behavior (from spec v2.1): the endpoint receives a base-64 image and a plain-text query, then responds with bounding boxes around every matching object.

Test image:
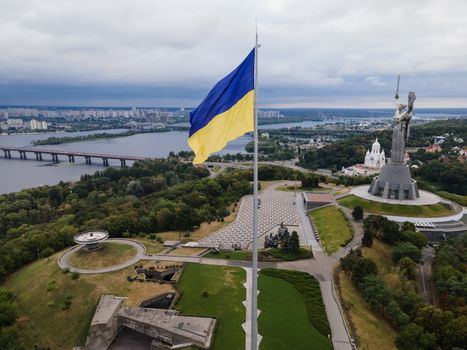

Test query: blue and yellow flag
[189,49,255,164]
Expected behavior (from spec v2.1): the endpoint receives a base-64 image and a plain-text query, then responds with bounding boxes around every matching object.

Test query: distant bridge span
[0,145,155,166]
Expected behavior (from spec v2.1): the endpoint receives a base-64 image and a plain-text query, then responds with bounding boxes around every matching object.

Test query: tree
[340,249,360,274]
[398,257,416,280]
[362,229,373,247]
[398,290,425,318]
[352,205,364,221]
[382,220,401,244]
[442,316,467,350]
[395,323,437,350]
[414,305,453,339]
[352,257,377,284]
[359,274,391,314]
[387,299,410,328]
[400,230,428,250]
[401,221,416,232]
[393,242,422,263]
[286,231,300,254]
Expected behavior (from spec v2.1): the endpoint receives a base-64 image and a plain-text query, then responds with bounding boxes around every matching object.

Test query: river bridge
[0,145,154,166]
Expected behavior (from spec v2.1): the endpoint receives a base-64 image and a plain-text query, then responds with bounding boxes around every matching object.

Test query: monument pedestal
[368,164,419,200]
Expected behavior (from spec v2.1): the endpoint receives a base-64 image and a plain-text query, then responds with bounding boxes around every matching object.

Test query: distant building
[29,119,48,130]
[343,138,385,176]
[433,136,446,145]
[7,118,23,127]
[261,132,270,139]
[364,138,386,168]
[426,144,442,153]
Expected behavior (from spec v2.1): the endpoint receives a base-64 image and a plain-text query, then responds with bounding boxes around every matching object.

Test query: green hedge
[260,268,331,336]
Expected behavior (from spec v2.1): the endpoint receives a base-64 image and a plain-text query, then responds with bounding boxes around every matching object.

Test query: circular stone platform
[351,185,442,205]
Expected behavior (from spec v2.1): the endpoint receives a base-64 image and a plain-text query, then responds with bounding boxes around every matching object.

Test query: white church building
[343,138,386,176]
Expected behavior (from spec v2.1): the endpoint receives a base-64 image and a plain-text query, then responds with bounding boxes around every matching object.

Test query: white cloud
[1,0,467,106]
[365,76,386,87]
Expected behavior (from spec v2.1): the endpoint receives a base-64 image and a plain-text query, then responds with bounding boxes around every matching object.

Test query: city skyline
[1,0,467,107]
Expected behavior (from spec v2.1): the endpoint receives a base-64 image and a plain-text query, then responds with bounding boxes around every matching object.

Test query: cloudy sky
[1,0,467,108]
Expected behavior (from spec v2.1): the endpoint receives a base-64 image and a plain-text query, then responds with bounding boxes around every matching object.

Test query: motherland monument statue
[368,75,420,200]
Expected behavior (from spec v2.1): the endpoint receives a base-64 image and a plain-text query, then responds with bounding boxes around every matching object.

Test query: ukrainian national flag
[188,49,255,164]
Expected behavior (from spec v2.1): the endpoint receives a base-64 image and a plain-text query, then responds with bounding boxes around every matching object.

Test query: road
[417,246,435,304]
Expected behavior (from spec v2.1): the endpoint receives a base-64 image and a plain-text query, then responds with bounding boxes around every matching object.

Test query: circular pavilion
[74,230,109,251]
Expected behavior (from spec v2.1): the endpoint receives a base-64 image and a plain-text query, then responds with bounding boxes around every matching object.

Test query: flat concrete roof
[303,192,333,203]
[91,295,126,326]
[119,307,215,347]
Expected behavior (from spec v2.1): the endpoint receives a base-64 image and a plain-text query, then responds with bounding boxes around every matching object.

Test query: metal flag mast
[251,19,259,350]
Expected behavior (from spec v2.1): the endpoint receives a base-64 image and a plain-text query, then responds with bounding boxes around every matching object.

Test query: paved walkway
[199,182,302,249]
[351,185,441,205]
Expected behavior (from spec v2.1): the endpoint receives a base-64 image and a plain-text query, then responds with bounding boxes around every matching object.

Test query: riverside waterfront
[0,111,463,194]
[0,129,250,194]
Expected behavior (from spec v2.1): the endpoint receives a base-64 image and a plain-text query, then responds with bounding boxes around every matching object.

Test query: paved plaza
[199,182,312,249]
[352,185,441,205]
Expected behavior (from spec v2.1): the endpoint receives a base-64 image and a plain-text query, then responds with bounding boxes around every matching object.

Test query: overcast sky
[1,0,467,108]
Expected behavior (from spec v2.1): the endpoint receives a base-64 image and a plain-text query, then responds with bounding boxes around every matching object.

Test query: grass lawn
[258,273,333,350]
[338,195,452,217]
[167,247,206,256]
[204,247,312,262]
[176,263,245,350]
[337,270,397,350]
[2,256,175,350]
[134,237,164,254]
[310,205,353,254]
[68,242,136,269]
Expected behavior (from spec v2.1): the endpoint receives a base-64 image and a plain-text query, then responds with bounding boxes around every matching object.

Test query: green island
[338,194,453,217]
[31,129,168,146]
[309,205,354,254]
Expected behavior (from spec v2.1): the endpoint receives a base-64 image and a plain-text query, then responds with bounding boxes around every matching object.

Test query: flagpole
[251,20,259,350]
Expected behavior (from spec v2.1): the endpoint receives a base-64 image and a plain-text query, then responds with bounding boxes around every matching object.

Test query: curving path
[57,238,146,274]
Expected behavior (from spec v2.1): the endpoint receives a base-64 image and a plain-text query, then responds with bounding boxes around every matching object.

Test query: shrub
[61,267,70,274]
[70,272,80,280]
[352,205,364,221]
[47,280,56,292]
[202,291,209,298]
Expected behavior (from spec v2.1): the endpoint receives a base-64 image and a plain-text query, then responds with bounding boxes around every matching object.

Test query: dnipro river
[0,114,458,194]
[0,128,253,194]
